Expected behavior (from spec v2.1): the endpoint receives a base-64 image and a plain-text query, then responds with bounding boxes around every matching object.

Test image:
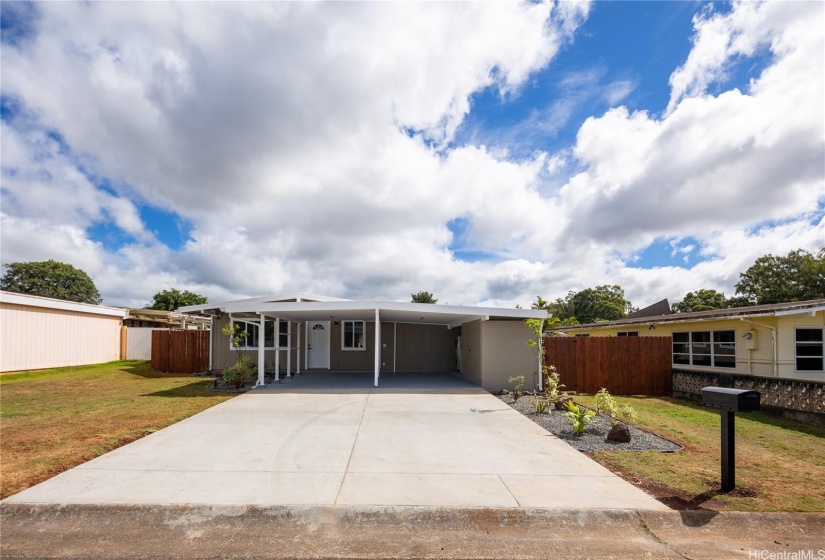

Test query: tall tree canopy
[411,291,438,304]
[0,260,102,304]
[735,248,825,305]
[147,288,208,311]
[672,289,729,313]
[543,285,632,325]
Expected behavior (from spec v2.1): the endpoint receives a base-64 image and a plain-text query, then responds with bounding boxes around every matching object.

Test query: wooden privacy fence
[544,336,672,396]
[151,330,209,373]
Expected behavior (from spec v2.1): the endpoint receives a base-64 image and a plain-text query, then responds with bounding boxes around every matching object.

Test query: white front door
[307,321,331,369]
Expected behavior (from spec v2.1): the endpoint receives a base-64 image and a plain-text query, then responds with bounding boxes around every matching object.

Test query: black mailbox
[701,387,760,412]
[701,386,761,492]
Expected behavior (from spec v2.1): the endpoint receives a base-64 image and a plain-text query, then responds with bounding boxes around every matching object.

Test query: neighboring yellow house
[557,299,825,384]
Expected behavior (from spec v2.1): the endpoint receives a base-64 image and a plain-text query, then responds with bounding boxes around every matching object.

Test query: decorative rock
[607,422,631,443]
[555,393,572,410]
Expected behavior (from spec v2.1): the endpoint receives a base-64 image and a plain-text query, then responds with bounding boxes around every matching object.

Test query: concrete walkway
[4,373,665,510]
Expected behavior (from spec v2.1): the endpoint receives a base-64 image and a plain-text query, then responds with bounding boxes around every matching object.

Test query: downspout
[537,318,545,392]
[208,314,214,373]
[740,318,778,378]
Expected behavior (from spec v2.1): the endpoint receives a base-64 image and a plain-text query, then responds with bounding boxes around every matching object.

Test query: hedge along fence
[151,330,209,373]
[544,336,673,396]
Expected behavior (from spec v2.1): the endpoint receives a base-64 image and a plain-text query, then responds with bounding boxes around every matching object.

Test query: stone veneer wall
[673,369,825,425]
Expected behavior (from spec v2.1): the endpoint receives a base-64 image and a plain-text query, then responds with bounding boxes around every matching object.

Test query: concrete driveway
[4,373,666,510]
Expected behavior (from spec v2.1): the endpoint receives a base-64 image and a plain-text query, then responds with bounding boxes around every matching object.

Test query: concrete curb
[2,504,824,559]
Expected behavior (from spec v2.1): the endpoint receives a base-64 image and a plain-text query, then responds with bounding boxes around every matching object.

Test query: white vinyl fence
[125,327,163,361]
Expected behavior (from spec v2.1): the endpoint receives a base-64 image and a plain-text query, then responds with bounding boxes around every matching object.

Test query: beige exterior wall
[566,310,825,383]
[1,301,123,372]
[460,319,482,384]
[479,320,539,391]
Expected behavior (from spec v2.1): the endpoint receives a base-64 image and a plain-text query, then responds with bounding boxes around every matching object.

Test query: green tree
[147,288,207,310]
[411,291,438,304]
[569,285,631,324]
[672,289,729,313]
[734,248,825,305]
[541,286,630,325]
[0,260,102,304]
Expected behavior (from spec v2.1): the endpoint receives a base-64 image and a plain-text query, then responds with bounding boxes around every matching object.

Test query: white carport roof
[179,293,546,327]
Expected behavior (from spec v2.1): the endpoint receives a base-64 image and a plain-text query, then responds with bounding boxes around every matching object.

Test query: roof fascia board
[226,300,544,319]
[774,306,825,317]
[0,291,126,318]
[563,311,781,331]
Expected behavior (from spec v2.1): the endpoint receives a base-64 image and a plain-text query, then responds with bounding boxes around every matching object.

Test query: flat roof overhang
[180,301,546,328]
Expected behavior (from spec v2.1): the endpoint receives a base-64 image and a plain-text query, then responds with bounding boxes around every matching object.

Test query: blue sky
[1,1,823,308]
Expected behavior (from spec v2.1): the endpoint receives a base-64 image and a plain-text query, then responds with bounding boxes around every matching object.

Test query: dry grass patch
[572,394,825,512]
[0,361,234,499]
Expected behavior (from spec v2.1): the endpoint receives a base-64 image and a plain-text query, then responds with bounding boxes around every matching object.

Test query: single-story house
[556,298,825,383]
[179,293,547,390]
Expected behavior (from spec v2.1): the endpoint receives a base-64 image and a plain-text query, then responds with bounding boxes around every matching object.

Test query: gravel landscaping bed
[499,394,682,453]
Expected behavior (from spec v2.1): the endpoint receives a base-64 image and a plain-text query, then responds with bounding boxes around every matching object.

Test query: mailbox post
[701,387,760,492]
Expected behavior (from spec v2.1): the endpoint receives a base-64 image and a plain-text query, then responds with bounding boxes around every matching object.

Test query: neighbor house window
[230,320,288,349]
[342,320,365,350]
[796,328,824,371]
[617,331,639,337]
[672,331,735,368]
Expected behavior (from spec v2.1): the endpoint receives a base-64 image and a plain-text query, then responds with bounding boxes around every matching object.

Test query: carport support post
[721,410,735,492]
[374,309,381,387]
[257,314,266,386]
[296,323,301,375]
[275,318,281,382]
[286,321,292,378]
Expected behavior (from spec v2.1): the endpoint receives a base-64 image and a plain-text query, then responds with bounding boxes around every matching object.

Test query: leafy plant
[221,354,253,388]
[595,388,637,425]
[565,400,595,436]
[544,364,564,402]
[221,322,254,387]
[532,391,550,414]
[508,375,525,402]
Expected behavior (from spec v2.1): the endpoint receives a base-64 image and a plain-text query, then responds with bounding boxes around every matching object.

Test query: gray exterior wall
[211,314,298,373]
[327,321,456,372]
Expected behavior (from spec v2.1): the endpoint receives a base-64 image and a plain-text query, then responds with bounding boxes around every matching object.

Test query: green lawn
[0,361,235,499]
[572,394,825,512]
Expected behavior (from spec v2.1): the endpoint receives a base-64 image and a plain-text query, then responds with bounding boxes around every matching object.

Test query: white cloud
[0,0,822,312]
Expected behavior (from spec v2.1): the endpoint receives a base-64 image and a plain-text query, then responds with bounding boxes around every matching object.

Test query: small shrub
[565,400,595,436]
[595,388,637,425]
[532,391,550,414]
[222,355,253,389]
[544,364,564,402]
[508,375,525,402]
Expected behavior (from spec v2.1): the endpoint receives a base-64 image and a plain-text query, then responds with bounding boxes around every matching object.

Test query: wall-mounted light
[648,324,656,330]
[742,332,753,340]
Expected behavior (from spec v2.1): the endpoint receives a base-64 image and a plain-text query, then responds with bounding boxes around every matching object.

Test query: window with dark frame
[342,320,366,350]
[796,328,824,372]
[672,330,735,368]
[231,320,288,349]
[617,331,639,337]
